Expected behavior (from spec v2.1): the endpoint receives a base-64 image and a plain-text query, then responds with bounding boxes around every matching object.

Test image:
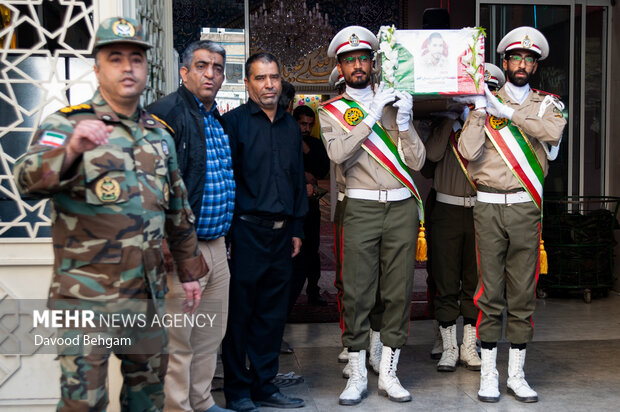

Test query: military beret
[327,26,378,57]
[497,26,548,60]
[484,63,506,89]
[94,17,152,50]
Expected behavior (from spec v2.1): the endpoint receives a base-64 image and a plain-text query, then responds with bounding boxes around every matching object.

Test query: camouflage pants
[58,352,168,412]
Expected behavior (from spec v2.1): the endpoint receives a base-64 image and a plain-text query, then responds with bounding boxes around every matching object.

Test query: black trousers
[222,216,293,402]
[289,198,321,312]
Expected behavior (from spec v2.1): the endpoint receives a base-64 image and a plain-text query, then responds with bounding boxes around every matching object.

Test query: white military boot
[368,330,382,374]
[437,324,458,372]
[478,347,500,402]
[339,350,368,405]
[460,324,481,371]
[378,346,412,402]
[342,360,352,378]
[430,320,443,359]
[507,347,538,403]
[338,347,349,363]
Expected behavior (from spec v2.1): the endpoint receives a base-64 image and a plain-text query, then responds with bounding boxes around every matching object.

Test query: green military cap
[94,17,152,50]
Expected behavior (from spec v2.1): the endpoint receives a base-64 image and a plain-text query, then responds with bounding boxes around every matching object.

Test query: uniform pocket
[83,145,131,205]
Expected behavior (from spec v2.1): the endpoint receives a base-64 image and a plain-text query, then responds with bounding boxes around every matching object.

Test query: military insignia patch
[161,140,169,155]
[112,19,135,38]
[39,131,67,147]
[95,176,121,203]
[344,107,364,126]
[349,33,360,47]
[163,182,170,203]
[489,116,508,130]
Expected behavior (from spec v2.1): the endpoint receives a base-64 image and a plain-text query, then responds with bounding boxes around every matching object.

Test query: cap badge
[112,19,136,38]
[521,35,532,49]
[484,70,491,81]
[349,33,360,47]
[344,107,364,126]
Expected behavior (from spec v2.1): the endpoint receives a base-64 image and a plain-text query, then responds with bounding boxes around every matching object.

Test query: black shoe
[280,339,294,354]
[256,391,305,408]
[308,294,328,306]
[226,398,259,412]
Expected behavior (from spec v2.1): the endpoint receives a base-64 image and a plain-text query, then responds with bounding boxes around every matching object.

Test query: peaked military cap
[497,26,549,60]
[328,26,378,57]
[329,66,344,88]
[94,17,152,50]
[484,63,506,89]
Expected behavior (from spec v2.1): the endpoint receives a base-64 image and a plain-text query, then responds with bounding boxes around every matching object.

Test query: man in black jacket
[148,40,235,412]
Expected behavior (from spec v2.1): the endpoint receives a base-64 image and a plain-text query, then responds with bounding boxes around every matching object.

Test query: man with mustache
[458,26,567,403]
[318,26,425,405]
[13,17,207,411]
[148,40,235,412]
[221,53,307,412]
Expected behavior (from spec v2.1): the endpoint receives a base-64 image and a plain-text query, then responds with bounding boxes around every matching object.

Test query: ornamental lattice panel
[0,0,167,239]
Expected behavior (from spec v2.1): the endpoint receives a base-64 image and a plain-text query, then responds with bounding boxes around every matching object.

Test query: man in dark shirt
[221,53,308,412]
[290,105,330,308]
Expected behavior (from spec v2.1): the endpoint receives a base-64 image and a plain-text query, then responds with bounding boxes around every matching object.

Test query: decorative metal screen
[0,0,168,239]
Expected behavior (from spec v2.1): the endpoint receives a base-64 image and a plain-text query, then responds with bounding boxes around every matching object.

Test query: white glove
[460,105,470,122]
[364,82,396,127]
[453,95,486,110]
[485,84,514,120]
[393,90,413,129]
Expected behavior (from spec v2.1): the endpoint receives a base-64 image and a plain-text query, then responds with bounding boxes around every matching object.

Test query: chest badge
[95,176,121,203]
[161,140,170,155]
[344,107,364,126]
[489,116,508,130]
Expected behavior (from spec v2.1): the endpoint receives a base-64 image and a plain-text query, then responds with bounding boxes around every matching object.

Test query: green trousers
[341,197,417,350]
[473,198,541,344]
[335,197,384,333]
[430,201,478,323]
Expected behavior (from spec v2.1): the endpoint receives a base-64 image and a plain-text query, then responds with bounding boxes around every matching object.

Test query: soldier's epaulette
[320,94,344,107]
[150,114,175,135]
[59,103,93,114]
[531,88,560,99]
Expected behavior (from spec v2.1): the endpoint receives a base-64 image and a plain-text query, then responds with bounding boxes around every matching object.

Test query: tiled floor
[213,290,620,411]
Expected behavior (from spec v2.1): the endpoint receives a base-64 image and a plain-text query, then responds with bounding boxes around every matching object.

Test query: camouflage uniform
[13,89,207,411]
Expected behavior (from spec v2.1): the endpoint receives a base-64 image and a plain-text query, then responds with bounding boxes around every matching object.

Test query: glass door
[477,1,610,198]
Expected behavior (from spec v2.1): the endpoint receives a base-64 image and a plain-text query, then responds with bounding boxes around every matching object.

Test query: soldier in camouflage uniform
[13,17,207,411]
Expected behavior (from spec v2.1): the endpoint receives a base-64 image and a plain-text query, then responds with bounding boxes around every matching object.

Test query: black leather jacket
[147,85,227,219]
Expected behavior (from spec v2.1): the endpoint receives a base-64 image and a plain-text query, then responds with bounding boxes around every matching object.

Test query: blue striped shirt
[195,98,235,239]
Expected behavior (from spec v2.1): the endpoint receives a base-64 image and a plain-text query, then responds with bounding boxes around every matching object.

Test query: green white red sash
[449,119,476,191]
[484,115,544,209]
[319,97,424,221]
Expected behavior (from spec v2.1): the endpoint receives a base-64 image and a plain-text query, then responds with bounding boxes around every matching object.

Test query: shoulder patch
[59,103,93,114]
[150,114,175,135]
[320,94,344,107]
[38,130,67,147]
[531,88,560,99]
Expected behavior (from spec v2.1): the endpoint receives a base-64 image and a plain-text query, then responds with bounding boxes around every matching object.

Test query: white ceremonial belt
[346,187,411,203]
[476,191,531,205]
[436,192,476,208]
[338,191,346,202]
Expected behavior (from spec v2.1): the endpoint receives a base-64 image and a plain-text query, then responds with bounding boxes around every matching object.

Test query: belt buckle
[273,220,284,229]
[378,190,388,203]
[464,196,474,208]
